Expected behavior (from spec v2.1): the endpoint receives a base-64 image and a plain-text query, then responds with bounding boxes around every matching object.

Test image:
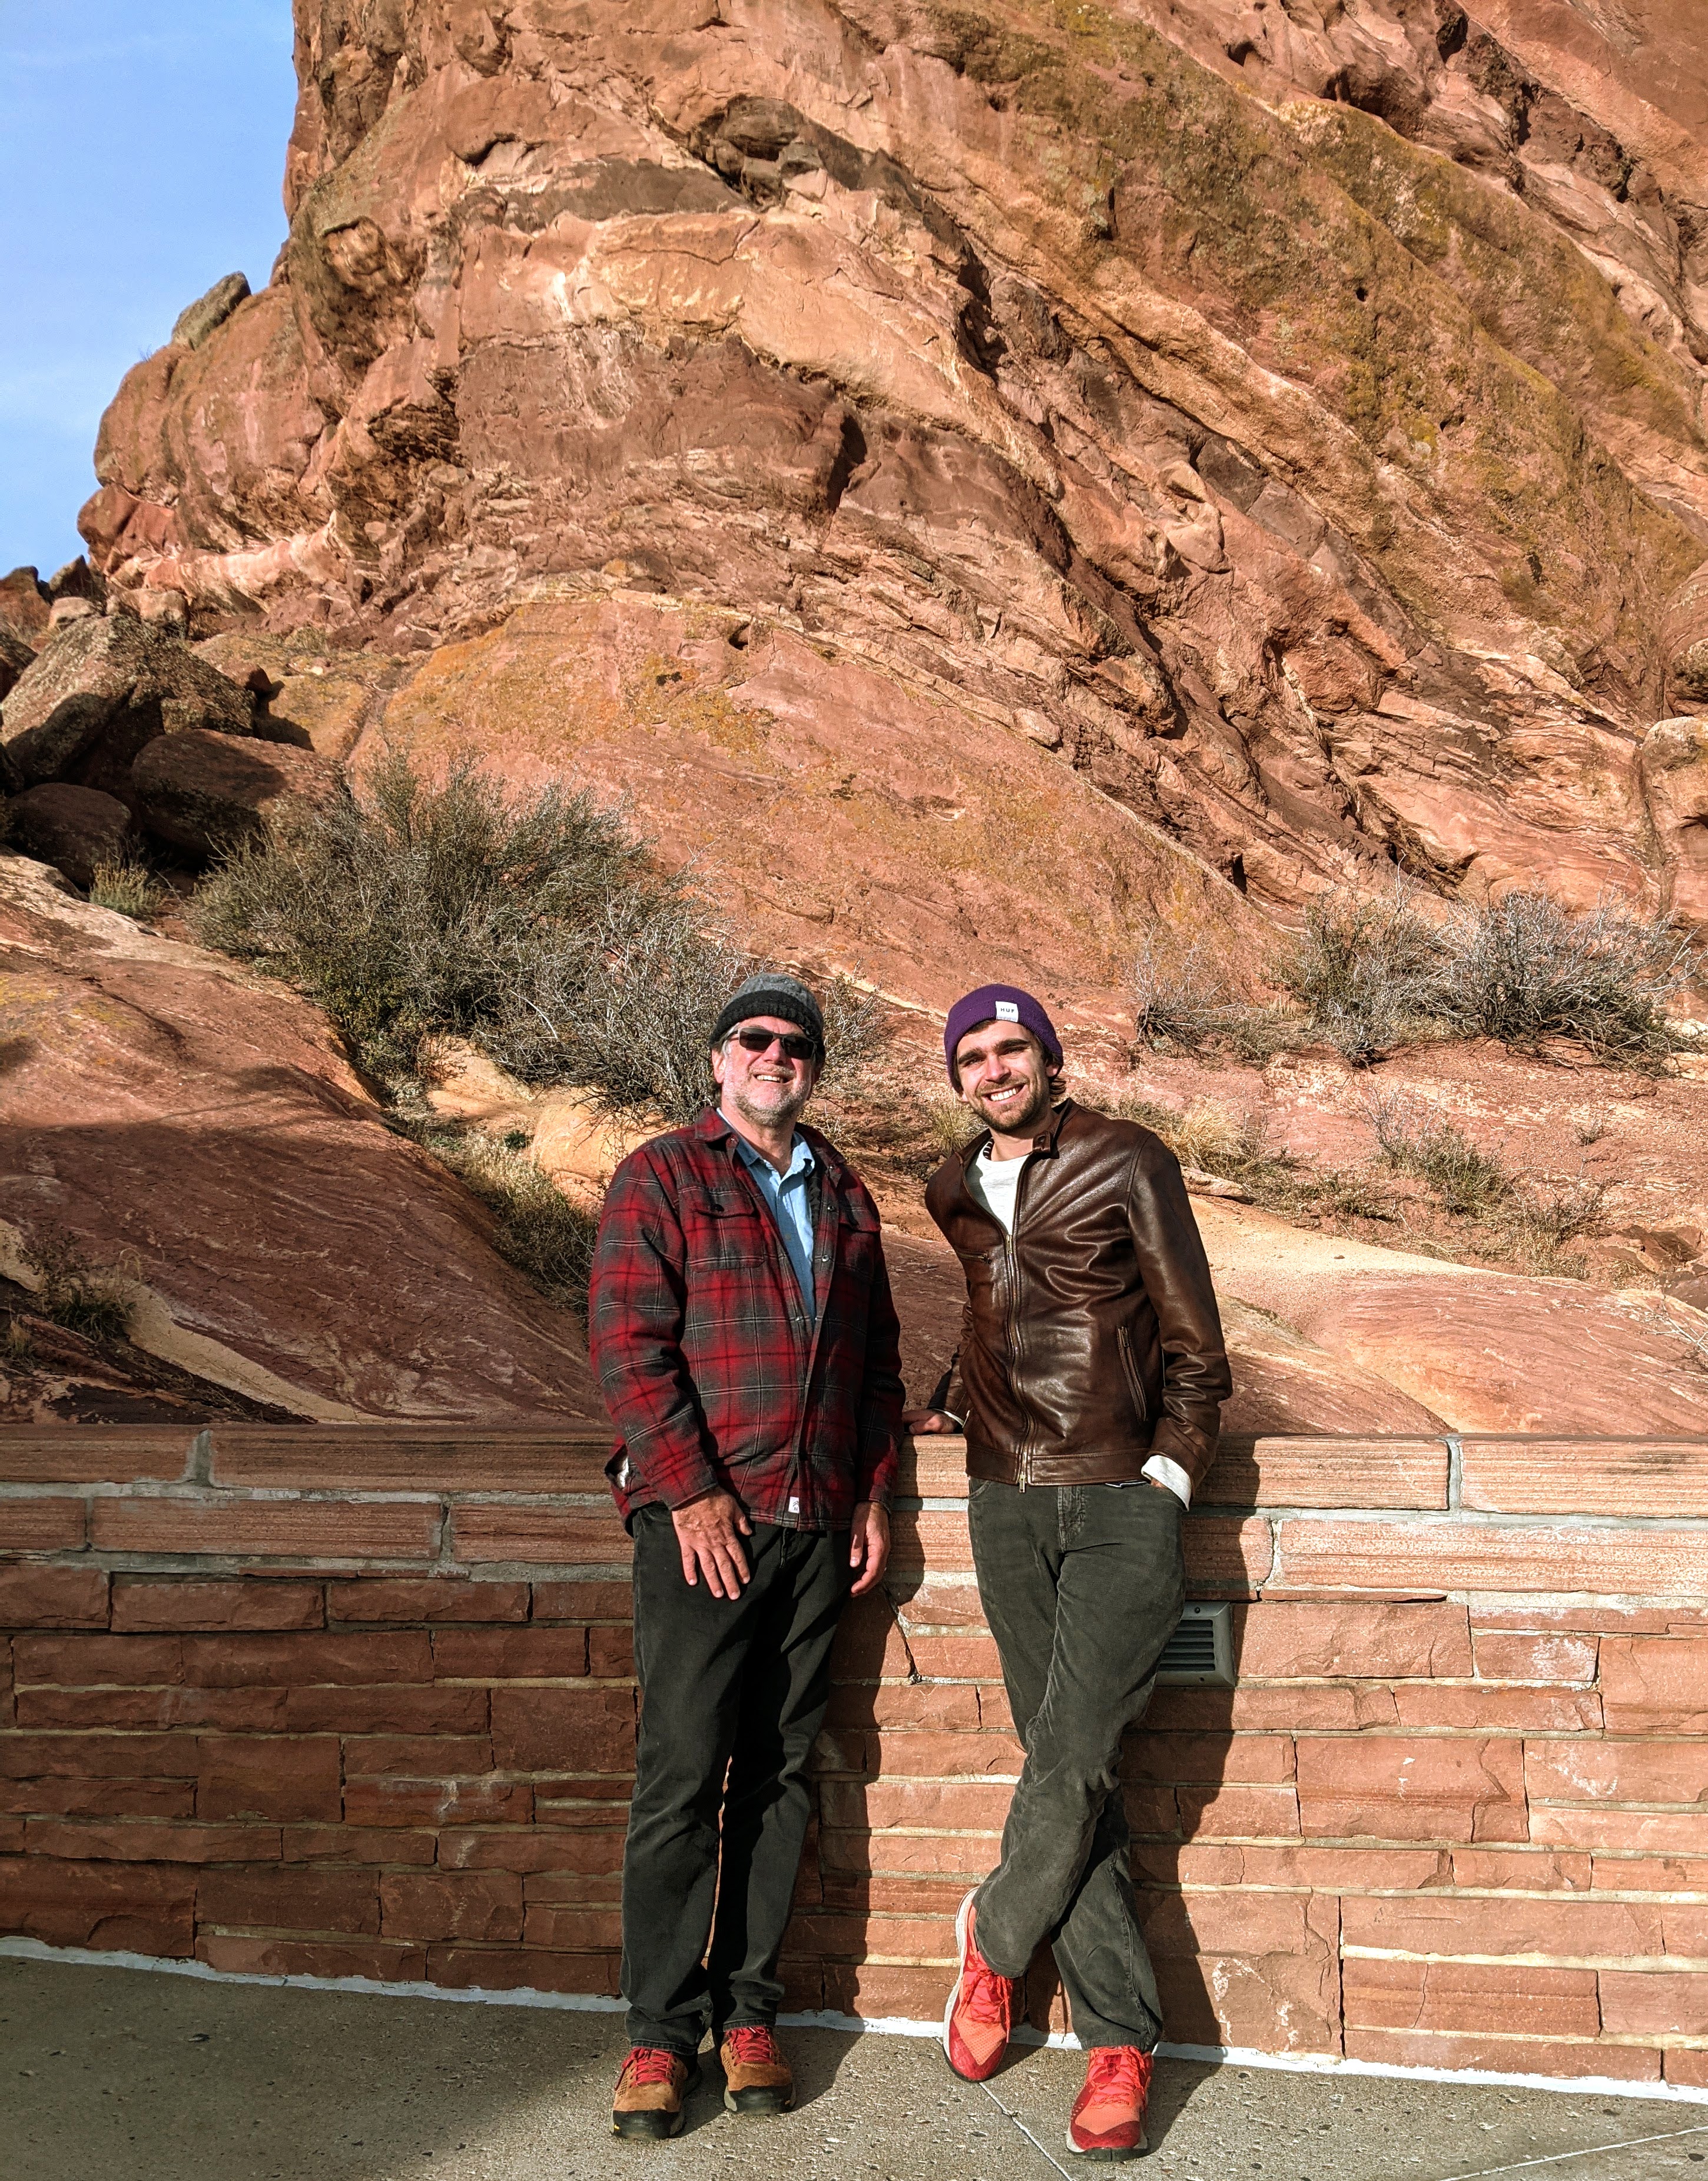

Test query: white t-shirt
[960,1143,1192,1509]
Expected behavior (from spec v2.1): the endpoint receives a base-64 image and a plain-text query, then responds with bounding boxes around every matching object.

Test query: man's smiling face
[953,1022,1056,1141]
[711,1015,820,1130]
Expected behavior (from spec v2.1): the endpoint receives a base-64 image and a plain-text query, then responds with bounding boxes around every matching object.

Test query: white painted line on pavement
[1440,2117,1708,2179]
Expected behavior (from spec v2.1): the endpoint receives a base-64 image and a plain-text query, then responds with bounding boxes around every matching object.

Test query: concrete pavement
[4,1956,1708,2181]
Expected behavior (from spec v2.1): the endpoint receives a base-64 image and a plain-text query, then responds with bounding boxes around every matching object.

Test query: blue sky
[0,4,298,578]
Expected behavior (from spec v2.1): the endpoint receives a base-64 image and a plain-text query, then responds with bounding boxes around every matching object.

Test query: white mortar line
[6,1941,1708,2106]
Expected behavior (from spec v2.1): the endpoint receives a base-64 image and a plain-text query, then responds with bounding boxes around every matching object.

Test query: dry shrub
[1135,881,1701,1070]
[87,856,161,920]
[191,749,883,1123]
[1270,880,1448,1064]
[21,1225,135,1343]
[403,1123,598,1317]
[1361,1086,1514,1216]
[1432,891,1697,1063]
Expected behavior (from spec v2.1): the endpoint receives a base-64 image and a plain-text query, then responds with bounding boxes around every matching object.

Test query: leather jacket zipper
[1009,1155,1036,1488]
[1117,1323,1149,1424]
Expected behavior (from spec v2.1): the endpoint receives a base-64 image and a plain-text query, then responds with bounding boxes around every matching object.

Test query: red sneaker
[1067,2045,1152,2160]
[942,1889,1017,2081]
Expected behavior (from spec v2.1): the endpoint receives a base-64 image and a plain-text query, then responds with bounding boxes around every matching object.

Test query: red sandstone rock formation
[72,0,1708,929]
[0,854,605,1424]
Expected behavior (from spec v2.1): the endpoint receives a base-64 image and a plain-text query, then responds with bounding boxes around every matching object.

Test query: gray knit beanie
[710,971,826,1059]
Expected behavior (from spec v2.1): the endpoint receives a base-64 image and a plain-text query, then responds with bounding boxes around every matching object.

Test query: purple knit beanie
[944,984,1064,1086]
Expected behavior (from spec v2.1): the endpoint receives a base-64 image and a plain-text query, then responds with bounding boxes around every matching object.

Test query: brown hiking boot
[719,2024,795,2115]
[611,2046,699,2139]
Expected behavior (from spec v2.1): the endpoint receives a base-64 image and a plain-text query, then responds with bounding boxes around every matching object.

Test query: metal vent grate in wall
[1156,1602,1234,1686]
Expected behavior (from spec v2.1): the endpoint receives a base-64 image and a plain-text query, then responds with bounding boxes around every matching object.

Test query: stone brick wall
[3,1427,1707,2085]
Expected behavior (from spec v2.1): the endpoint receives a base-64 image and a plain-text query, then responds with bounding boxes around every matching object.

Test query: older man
[910,983,1231,2162]
[589,972,904,2140]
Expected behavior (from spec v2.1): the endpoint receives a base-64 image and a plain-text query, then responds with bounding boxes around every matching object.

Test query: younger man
[912,984,1231,2160]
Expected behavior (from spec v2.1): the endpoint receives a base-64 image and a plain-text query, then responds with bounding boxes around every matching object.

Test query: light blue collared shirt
[732,1128,817,1324]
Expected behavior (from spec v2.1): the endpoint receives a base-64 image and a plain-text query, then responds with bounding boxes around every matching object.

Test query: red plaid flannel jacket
[588,1106,905,1531]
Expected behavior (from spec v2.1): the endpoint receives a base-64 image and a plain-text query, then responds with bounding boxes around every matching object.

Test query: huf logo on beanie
[994,1001,1019,1021]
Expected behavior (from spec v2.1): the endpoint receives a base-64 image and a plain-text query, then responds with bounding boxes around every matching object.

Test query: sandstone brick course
[178,1632,433,1688]
[0,1431,191,1484]
[198,1864,379,1934]
[281,1825,436,1866]
[196,1735,341,1822]
[282,1685,489,1735]
[23,1819,280,1864]
[328,1579,530,1624]
[380,1869,523,1943]
[17,1686,288,1732]
[0,1497,86,1551]
[432,1627,588,1680]
[1599,1635,1708,1733]
[1471,1631,1599,1685]
[1201,1437,1449,1509]
[0,1566,107,1625]
[1598,1969,1708,2036]
[490,1686,634,1772]
[1296,1736,1526,1842]
[111,1579,321,1632]
[452,1506,628,1564]
[1527,1737,1708,1808]
[196,1933,429,1981]
[1233,1600,1472,1679]
[1345,2027,1661,2081]
[424,1944,621,1994]
[343,1776,532,1827]
[92,1499,436,1560]
[1278,1519,1708,1595]
[527,1581,632,1622]
[1460,1438,1708,1517]
[1342,1957,1601,2039]
[0,1854,195,1953]
[211,1430,612,1494]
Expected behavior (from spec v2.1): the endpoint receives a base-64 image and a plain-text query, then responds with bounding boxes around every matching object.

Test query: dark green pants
[621,1509,850,2056]
[968,1477,1185,2049]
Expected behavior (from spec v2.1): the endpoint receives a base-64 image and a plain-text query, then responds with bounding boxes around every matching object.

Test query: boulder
[46,556,105,607]
[0,611,254,791]
[0,566,49,650]
[1639,717,1708,923]
[6,783,132,889]
[131,727,342,855]
[0,630,34,703]
[171,271,250,352]
[1665,560,1708,710]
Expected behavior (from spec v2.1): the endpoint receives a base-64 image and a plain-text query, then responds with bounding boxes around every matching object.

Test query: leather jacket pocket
[1116,1324,1149,1424]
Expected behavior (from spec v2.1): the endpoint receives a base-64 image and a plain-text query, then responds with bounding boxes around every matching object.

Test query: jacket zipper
[1008,1154,1036,1488]
[1117,1323,1149,1424]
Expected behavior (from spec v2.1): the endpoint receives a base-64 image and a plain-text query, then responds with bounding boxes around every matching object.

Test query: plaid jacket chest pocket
[834,1195,881,1289]
[680,1185,774,1271]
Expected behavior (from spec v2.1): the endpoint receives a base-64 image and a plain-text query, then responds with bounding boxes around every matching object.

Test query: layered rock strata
[74,0,1708,924]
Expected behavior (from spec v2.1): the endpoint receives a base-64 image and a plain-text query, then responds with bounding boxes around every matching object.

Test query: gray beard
[728,1078,812,1132]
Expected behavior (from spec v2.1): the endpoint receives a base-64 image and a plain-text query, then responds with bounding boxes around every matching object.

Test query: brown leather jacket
[924,1100,1231,1490]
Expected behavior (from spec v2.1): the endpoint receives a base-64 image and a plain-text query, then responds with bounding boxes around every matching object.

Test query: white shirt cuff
[1142,1453,1192,1508]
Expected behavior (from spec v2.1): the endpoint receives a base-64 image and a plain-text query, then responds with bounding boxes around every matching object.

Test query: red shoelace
[724,2024,782,2065]
[1080,2046,1149,2101]
[622,2047,683,2087]
[960,1948,1014,2027]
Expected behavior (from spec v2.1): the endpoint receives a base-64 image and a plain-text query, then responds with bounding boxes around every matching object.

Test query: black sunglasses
[729,1027,817,1062]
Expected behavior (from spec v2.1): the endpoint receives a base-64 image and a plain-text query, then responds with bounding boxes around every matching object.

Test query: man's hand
[848,1501,891,1596]
[902,1407,957,1435]
[672,1489,753,1597]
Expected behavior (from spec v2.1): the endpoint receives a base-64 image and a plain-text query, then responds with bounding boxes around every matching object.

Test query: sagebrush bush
[21,1226,135,1343]
[191,750,881,1122]
[1271,881,1448,1064]
[1432,891,1696,1062]
[1132,879,1701,1068]
[1362,1087,1513,1216]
